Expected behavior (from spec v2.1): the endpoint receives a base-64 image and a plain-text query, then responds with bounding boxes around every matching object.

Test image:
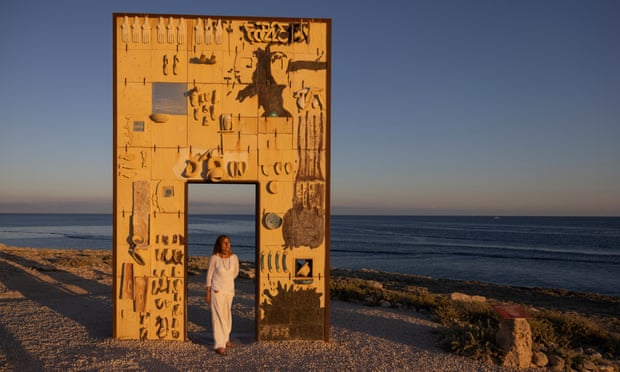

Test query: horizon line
[0,211,618,218]
[0,200,618,217]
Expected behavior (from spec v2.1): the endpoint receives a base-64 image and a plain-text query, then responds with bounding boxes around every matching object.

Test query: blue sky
[0,0,618,216]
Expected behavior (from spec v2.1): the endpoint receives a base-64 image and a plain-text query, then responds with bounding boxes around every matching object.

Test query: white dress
[206,254,239,349]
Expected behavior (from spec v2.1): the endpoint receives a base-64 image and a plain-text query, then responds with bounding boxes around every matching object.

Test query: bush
[384,287,438,311]
[529,317,558,347]
[433,299,497,326]
[532,309,620,359]
[330,278,384,305]
[438,320,500,362]
[435,300,501,362]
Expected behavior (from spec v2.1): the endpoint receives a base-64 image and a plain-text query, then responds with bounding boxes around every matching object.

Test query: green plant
[529,317,559,347]
[330,278,384,305]
[439,319,500,362]
[433,300,460,326]
[331,277,441,311]
[535,310,616,353]
[529,308,620,370]
[435,300,501,362]
[432,299,497,327]
[384,289,438,311]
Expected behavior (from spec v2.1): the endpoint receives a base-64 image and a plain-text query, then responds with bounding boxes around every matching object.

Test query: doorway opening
[186,183,257,344]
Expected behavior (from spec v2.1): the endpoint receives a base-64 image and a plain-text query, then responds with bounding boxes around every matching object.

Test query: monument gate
[113,13,331,341]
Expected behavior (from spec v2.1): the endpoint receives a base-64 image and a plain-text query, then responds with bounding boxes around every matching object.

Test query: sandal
[215,347,227,355]
[226,341,234,348]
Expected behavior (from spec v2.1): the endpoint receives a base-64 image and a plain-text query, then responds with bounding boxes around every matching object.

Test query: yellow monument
[113,13,331,341]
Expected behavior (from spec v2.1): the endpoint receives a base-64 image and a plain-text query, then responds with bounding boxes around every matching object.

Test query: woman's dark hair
[212,234,230,255]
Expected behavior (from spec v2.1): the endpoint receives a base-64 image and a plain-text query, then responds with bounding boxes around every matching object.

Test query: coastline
[1,245,618,371]
[2,213,619,298]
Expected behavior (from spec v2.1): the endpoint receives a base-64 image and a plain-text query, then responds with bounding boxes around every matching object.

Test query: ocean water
[0,214,618,297]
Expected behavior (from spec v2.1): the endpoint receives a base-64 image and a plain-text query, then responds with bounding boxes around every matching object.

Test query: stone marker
[492,304,532,369]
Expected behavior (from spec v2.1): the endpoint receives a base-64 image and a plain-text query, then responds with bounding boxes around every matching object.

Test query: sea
[0,214,619,297]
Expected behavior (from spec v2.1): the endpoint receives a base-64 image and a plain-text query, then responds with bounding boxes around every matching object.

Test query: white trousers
[211,291,234,349]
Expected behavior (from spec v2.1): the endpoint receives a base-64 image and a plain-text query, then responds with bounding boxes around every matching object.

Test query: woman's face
[221,238,231,254]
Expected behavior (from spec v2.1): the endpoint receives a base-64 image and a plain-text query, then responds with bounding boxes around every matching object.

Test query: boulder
[548,354,565,372]
[532,351,549,367]
[449,292,486,303]
[496,318,532,369]
[580,359,597,371]
[366,280,383,290]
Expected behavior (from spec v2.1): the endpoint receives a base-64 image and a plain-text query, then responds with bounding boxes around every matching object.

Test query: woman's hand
[205,288,211,304]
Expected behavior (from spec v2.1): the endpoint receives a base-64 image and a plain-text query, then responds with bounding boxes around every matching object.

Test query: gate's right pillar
[253,19,331,341]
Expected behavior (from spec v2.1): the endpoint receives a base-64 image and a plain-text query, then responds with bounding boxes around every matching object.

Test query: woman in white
[205,235,239,355]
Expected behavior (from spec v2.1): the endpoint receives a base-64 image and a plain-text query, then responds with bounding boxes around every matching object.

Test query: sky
[0,0,618,216]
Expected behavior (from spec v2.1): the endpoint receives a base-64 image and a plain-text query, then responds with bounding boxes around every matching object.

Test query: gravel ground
[0,246,534,371]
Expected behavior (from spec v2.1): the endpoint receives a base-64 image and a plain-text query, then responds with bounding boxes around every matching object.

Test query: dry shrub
[531,309,620,360]
[435,300,501,362]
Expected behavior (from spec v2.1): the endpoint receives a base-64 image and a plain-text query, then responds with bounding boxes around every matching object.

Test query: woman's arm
[233,254,240,279]
[205,255,216,303]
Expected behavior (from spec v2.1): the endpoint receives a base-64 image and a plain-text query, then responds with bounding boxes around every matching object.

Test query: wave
[330,246,620,265]
[330,233,620,256]
[63,234,112,241]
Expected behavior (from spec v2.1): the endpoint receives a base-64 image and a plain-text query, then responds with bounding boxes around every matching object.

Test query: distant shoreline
[2,244,619,305]
[1,242,619,302]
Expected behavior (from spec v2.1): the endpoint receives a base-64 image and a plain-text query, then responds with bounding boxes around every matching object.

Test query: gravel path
[0,247,531,371]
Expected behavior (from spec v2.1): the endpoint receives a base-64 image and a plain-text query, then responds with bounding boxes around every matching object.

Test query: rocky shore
[1,245,618,371]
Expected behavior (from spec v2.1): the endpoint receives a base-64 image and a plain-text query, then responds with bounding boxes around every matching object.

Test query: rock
[580,359,597,371]
[380,301,391,308]
[449,292,486,303]
[239,268,255,279]
[548,354,565,372]
[366,280,383,289]
[532,351,549,367]
[450,292,468,301]
[405,285,429,294]
[496,318,532,369]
